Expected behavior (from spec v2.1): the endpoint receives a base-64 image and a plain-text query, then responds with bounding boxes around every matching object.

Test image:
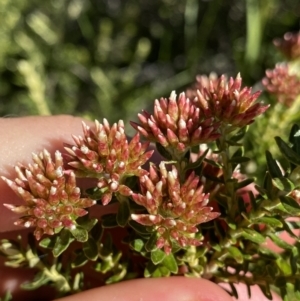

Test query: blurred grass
[0,0,299,131]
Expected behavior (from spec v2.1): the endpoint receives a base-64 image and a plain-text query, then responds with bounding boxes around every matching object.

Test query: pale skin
[0,116,284,301]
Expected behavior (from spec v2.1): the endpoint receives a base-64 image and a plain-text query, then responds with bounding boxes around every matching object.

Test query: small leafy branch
[1,32,300,300]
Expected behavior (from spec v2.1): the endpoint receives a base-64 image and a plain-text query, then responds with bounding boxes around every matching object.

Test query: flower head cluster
[192,73,269,127]
[185,72,220,100]
[273,32,300,61]
[131,91,220,154]
[262,63,300,107]
[64,119,153,205]
[2,150,96,240]
[131,162,220,254]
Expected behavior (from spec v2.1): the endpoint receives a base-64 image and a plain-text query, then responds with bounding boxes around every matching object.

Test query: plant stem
[26,248,71,292]
[218,126,236,219]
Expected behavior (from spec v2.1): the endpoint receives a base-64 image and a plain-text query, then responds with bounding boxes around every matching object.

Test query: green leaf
[72,252,88,268]
[228,125,248,143]
[232,147,244,159]
[84,187,104,199]
[258,284,272,300]
[229,283,238,299]
[145,232,158,252]
[0,291,12,301]
[254,185,268,200]
[53,229,74,257]
[225,139,243,146]
[227,220,237,230]
[272,177,295,192]
[100,233,113,257]
[72,272,84,291]
[276,258,292,275]
[148,265,171,277]
[95,261,107,274]
[289,166,300,186]
[281,219,299,239]
[101,214,118,228]
[263,172,277,200]
[105,265,127,284]
[290,247,298,275]
[295,278,300,292]
[76,216,98,232]
[275,136,300,166]
[39,236,57,249]
[117,196,130,227]
[130,239,145,252]
[255,217,283,228]
[228,246,243,264]
[212,244,222,252]
[268,233,293,250]
[266,150,283,178]
[266,264,278,276]
[277,279,287,298]
[70,227,88,242]
[155,142,172,160]
[240,229,265,244]
[259,246,279,259]
[280,195,300,215]
[289,124,300,155]
[150,267,162,277]
[184,148,209,172]
[214,219,226,239]
[123,175,139,192]
[229,156,250,164]
[237,195,247,212]
[90,222,103,242]
[235,178,255,190]
[21,271,49,290]
[204,158,222,168]
[158,265,170,277]
[151,249,166,265]
[144,261,157,278]
[83,237,98,260]
[162,253,178,274]
[128,220,151,236]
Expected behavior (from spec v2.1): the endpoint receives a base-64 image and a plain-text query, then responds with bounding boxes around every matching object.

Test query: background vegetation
[0,0,299,133]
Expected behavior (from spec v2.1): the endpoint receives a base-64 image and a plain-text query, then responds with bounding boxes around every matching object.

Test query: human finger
[0,115,94,233]
[54,277,233,301]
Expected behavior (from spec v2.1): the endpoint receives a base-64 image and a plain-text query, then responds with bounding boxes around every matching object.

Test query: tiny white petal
[146,191,152,200]
[149,215,156,221]
[50,187,57,195]
[24,221,31,228]
[80,145,89,154]
[119,161,125,169]
[17,187,24,194]
[169,90,177,101]
[70,224,76,230]
[55,167,63,177]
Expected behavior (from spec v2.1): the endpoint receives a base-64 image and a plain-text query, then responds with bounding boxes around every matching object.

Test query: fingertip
[54,277,232,301]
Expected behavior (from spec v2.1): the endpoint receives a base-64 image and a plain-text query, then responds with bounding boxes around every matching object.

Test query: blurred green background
[0,0,299,132]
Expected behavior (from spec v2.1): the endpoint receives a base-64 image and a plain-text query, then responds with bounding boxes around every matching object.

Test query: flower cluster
[2,150,96,240]
[131,162,220,254]
[273,32,300,61]
[191,73,269,127]
[185,72,220,100]
[262,63,300,107]
[131,91,220,154]
[64,119,153,205]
